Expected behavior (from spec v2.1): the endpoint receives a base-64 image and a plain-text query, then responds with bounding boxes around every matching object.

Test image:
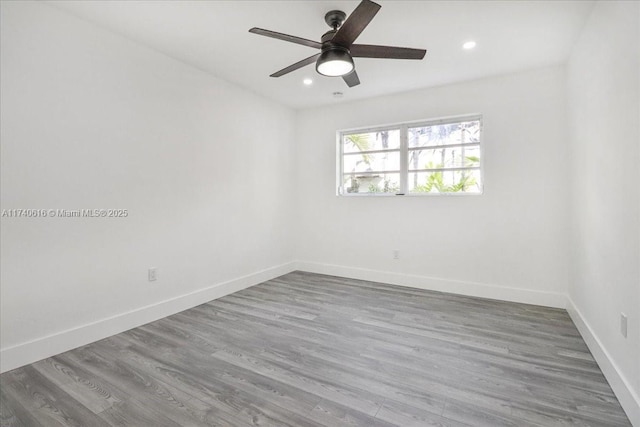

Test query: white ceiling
[48,0,594,110]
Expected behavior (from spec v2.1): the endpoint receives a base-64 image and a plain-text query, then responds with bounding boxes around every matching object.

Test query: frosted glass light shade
[316,49,354,77]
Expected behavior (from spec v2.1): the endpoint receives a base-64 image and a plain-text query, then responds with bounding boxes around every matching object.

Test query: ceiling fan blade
[331,0,381,47]
[342,70,360,87]
[270,53,321,77]
[351,44,426,60]
[249,28,322,49]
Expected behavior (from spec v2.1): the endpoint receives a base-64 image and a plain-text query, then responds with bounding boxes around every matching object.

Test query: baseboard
[0,262,296,374]
[566,298,640,426]
[294,261,567,308]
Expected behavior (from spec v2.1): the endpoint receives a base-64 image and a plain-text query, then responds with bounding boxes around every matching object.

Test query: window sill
[338,191,484,197]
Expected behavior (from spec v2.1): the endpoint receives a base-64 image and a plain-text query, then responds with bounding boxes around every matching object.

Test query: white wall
[566,1,640,423]
[294,66,569,307]
[0,1,296,372]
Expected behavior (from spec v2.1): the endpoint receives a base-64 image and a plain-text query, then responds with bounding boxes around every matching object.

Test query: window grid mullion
[400,124,408,194]
[461,126,466,188]
[343,148,400,156]
[343,170,402,176]
[408,167,480,173]
[338,134,344,195]
[407,142,480,151]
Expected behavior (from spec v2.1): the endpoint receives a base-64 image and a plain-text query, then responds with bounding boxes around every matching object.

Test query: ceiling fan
[249,0,426,87]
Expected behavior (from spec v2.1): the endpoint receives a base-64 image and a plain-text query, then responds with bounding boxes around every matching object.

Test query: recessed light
[463,41,476,50]
[303,78,313,85]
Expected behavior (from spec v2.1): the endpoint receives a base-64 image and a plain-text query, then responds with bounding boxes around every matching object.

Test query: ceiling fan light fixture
[316,48,354,77]
[250,0,427,87]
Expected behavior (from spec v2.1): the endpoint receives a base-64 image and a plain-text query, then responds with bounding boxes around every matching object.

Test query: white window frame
[337,114,484,197]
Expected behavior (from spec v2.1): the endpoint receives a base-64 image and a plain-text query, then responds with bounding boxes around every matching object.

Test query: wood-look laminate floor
[0,271,631,426]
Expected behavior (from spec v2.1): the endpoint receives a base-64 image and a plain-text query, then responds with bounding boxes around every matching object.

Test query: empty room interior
[1,0,639,426]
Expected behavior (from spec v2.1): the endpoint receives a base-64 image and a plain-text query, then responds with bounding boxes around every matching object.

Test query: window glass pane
[408,169,482,194]
[343,173,400,194]
[408,146,480,170]
[339,116,482,196]
[409,120,480,147]
[343,151,400,174]
[462,145,481,166]
[343,129,400,153]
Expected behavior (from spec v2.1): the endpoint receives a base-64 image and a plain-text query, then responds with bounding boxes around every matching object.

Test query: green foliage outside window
[413,156,480,193]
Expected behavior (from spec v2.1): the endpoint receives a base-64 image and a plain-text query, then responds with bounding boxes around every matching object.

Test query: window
[338,115,482,195]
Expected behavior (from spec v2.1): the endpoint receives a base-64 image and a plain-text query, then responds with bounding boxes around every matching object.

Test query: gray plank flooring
[0,271,631,426]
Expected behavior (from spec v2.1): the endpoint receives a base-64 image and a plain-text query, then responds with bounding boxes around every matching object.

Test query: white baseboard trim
[0,262,296,374]
[294,261,567,308]
[566,298,640,426]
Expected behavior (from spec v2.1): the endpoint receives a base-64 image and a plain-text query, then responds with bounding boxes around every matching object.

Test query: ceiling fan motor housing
[321,30,338,43]
[318,23,353,77]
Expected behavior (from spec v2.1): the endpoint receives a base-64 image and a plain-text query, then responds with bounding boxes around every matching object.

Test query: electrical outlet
[148,267,158,282]
[620,313,628,338]
[393,250,400,260]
